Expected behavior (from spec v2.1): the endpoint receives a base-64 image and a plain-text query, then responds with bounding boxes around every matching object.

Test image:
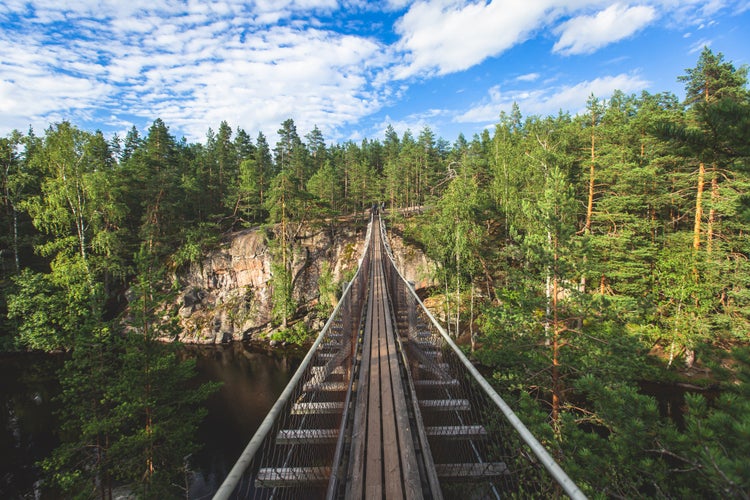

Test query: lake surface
[185,343,300,498]
[0,343,300,499]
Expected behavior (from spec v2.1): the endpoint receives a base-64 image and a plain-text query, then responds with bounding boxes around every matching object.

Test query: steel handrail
[213,216,374,500]
[378,216,587,500]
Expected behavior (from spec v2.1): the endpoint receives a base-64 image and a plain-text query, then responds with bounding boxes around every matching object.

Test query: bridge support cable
[378,217,588,500]
[213,218,374,500]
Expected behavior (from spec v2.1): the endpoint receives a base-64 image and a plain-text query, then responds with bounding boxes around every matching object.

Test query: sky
[1,0,749,145]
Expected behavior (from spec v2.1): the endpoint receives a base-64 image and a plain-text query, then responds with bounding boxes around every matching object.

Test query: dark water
[0,352,65,499]
[0,343,300,499]
[185,343,300,498]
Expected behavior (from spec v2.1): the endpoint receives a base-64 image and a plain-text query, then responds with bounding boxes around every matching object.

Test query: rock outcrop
[171,220,434,343]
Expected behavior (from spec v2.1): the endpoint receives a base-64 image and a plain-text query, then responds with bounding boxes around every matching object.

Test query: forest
[1,47,749,497]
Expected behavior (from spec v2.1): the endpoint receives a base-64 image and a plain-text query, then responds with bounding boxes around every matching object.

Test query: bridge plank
[345,246,374,499]
[256,466,331,486]
[434,462,509,479]
[276,428,338,444]
[414,378,459,388]
[425,425,488,439]
[302,381,348,392]
[379,275,402,500]
[386,275,423,499]
[290,402,345,414]
[365,259,383,500]
[347,217,426,499]
[419,399,471,411]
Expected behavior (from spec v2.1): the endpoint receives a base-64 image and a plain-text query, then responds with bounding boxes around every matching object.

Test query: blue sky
[1,1,749,145]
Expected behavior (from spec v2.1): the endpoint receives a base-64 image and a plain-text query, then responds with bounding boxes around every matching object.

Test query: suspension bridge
[213,214,587,499]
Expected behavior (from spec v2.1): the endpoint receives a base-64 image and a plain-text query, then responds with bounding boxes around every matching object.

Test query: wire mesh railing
[214,212,585,500]
[213,217,373,500]
[378,217,587,500]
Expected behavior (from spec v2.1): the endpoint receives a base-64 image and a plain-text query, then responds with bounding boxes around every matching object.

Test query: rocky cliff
[172,220,434,343]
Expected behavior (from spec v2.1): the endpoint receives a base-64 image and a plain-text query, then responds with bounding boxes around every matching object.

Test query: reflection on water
[0,343,300,499]
[180,342,300,498]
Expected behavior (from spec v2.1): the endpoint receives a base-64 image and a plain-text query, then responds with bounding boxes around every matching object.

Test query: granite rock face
[171,222,434,343]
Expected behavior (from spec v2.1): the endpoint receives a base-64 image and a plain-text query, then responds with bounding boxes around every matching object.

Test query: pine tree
[265,167,310,328]
[108,249,218,497]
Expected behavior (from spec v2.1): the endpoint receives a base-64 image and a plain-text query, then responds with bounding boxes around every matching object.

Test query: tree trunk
[470,284,476,352]
[12,206,19,272]
[581,123,595,294]
[455,242,460,338]
[707,168,718,253]
[444,276,450,336]
[551,273,561,434]
[281,191,288,329]
[544,231,552,341]
[693,163,705,251]
[585,124,595,234]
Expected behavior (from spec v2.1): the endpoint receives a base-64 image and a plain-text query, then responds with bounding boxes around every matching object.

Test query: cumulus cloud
[0,0,747,142]
[393,0,555,78]
[391,0,745,78]
[553,3,657,55]
[0,1,393,141]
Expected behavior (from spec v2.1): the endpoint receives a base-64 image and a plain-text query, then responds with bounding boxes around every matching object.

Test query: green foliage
[307,160,341,214]
[316,261,337,314]
[40,326,120,497]
[7,269,71,351]
[669,348,750,497]
[39,250,219,499]
[270,257,296,327]
[270,321,311,346]
[566,376,671,498]
[172,222,220,270]
[8,255,100,352]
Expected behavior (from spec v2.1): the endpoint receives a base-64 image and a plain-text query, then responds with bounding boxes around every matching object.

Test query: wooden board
[256,466,331,486]
[276,428,338,445]
[425,425,488,439]
[419,399,470,411]
[434,462,509,479]
[290,401,345,415]
[346,218,423,499]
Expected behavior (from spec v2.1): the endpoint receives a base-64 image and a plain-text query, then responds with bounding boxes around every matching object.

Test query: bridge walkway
[213,214,587,500]
[344,212,430,498]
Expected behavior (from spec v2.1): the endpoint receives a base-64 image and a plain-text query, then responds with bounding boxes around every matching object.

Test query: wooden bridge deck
[249,216,509,498]
[215,215,586,500]
[346,220,424,499]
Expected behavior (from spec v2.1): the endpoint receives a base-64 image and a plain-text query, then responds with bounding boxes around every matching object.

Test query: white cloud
[553,4,657,55]
[516,72,541,82]
[688,38,713,54]
[0,1,395,141]
[393,0,556,78]
[391,0,746,79]
[455,73,650,123]
[374,109,449,138]
[0,0,747,142]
